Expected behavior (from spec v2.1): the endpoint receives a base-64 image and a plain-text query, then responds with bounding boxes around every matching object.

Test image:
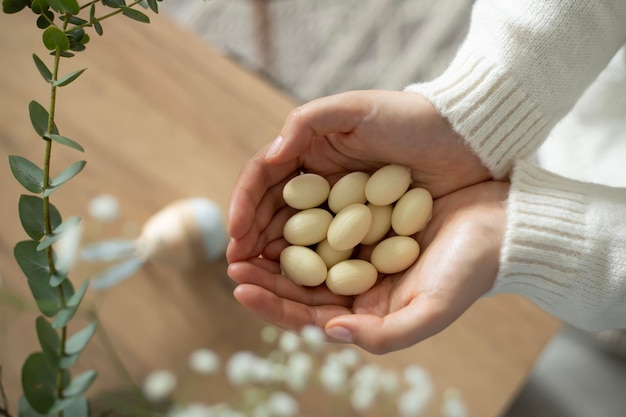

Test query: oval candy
[283,208,333,246]
[391,188,433,236]
[325,259,378,295]
[370,236,420,274]
[283,173,330,209]
[365,164,412,206]
[280,245,328,286]
[326,203,372,251]
[327,171,370,213]
[316,239,353,268]
[361,203,393,245]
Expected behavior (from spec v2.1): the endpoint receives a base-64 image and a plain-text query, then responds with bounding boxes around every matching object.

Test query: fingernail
[265,135,284,159]
[326,326,353,343]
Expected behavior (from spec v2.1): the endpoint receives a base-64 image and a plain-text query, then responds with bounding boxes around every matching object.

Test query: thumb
[265,91,371,163]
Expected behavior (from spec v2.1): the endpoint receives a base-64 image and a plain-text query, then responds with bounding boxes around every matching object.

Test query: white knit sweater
[406,0,626,330]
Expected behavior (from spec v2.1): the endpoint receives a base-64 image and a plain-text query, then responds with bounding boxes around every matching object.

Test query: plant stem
[66,0,146,32]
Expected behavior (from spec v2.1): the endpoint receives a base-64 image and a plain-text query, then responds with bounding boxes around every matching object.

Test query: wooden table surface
[0,10,560,417]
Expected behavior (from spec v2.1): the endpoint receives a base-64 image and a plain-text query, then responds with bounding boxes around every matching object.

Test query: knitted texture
[406,0,626,179]
[489,160,626,331]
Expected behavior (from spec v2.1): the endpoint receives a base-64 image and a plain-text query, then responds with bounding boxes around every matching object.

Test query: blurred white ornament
[84,197,228,290]
[189,348,221,375]
[88,194,120,223]
[143,370,177,402]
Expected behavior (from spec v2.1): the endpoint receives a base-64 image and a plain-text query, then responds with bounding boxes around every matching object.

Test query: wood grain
[0,11,559,417]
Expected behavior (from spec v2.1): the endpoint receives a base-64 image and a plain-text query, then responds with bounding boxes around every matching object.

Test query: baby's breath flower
[442,388,469,417]
[351,385,377,412]
[189,348,220,375]
[261,325,279,344]
[278,330,300,353]
[226,351,256,386]
[285,351,313,391]
[143,370,177,402]
[378,370,400,394]
[404,365,433,391]
[334,348,361,369]
[88,193,120,223]
[398,387,432,417]
[351,363,382,391]
[266,391,299,417]
[168,403,213,417]
[319,359,348,394]
[300,325,325,351]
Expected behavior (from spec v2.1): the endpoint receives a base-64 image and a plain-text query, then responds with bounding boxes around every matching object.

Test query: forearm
[406,0,626,178]
[488,160,626,330]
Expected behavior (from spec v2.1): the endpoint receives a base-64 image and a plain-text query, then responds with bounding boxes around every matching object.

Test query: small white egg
[326,204,372,251]
[391,188,433,236]
[360,203,393,245]
[283,173,330,209]
[315,239,353,268]
[327,171,370,213]
[370,236,420,274]
[280,245,328,286]
[365,164,412,206]
[325,259,378,296]
[283,208,333,246]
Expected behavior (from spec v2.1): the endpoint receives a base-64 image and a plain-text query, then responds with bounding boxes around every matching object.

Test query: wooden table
[0,10,560,417]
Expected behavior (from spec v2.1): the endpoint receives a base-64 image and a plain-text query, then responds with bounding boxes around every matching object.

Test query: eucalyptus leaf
[29,100,51,137]
[48,395,87,414]
[63,370,97,397]
[32,54,52,82]
[36,316,61,369]
[65,321,97,355]
[47,0,64,12]
[30,0,49,14]
[14,240,50,283]
[44,133,84,152]
[37,216,81,250]
[22,352,56,414]
[59,0,79,14]
[9,155,44,193]
[53,68,86,87]
[67,15,88,25]
[44,160,86,197]
[52,279,88,328]
[43,26,70,51]
[121,6,149,23]
[101,0,125,7]
[2,0,29,13]
[49,272,67,287]
[37,12,54,29]
[146,0,158,13]
[19,195,46,240]
[18,396,53,417]
[94,19,103,36]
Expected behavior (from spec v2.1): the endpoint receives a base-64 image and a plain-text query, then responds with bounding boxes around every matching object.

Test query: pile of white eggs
[280,164,433,296]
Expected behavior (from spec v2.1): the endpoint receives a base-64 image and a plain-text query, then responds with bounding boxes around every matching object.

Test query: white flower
[285,351,313,391]
[278,331,300,353]
[319,360,348,394]
[88,193,120,222]
[351,385,376,412]
[351,363,382,391]
[266,391,299,417]
[261,325,279,344]
[334,348,361,369]
[442,389,469,417]
[404,365,433,392]
[398,387,432,417]
[226,351,256,386]
[143,370,177,402]
[300,325,325,351]
[189,348,220,375]
[168,403,213,417]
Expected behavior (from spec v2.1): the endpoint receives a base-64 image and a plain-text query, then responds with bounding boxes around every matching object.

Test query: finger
[228,259,352,307]
[233,284,353,335]
[228,148,300,241]
[325,296,450,354]
[267,91,371,163]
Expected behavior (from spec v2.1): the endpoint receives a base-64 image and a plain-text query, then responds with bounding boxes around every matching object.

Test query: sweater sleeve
[486,160,626,331]
[405,0,626,179]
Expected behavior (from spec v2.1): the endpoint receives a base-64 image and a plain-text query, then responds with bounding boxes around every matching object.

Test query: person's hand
[228,180,509,354]
[227,90,490,263]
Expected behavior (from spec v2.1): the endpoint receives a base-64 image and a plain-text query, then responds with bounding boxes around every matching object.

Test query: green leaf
[36,11,54,29]
[18,396,53,417]
[22,353,56,414]
[18,195,63,241]
[29,100,50,137]
[102,0,125,7]
[36,316,61,369]
[37,216,81,250]
[44,133,84,152]
[59,0,79,14]
[9,155,44,194]
[2,0,29,13]
[43,26,70,51]
[52,279,89,328]
[67,14,88,25]
[63,370,97,397]
[62,397,90,417]
[33,54,52,82]
[53,68,86,87]
[65,321,97,355]
[93,19,103,36]
[146,0,158,13]
[44,160,86,196]
[50,272,67,287]
[121,6,149,23]
[30,0,49,14]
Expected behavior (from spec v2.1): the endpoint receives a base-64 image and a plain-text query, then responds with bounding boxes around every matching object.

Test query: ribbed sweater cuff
[488,160,626,330]
[405,51,551,179]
